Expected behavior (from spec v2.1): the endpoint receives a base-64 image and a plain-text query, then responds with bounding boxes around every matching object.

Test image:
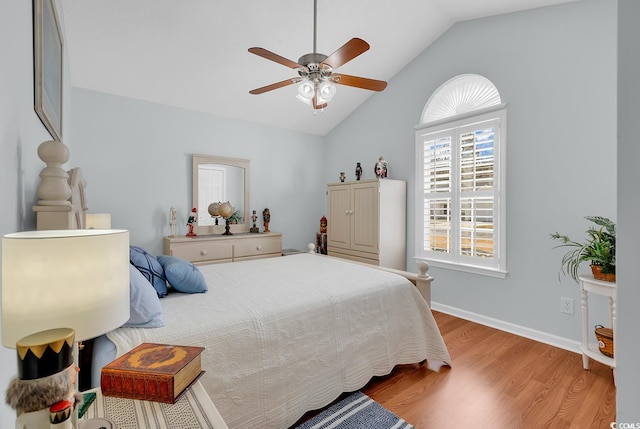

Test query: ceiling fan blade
[248,47,302,70]
[331,74,387,92]
[320,38,370,69]
[249,78,302,95]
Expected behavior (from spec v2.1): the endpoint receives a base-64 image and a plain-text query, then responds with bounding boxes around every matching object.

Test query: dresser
[164,232,282,265]
[327,179,406,270]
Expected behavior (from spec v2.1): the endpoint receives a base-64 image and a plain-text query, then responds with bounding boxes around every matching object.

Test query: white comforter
[107,254,450,429]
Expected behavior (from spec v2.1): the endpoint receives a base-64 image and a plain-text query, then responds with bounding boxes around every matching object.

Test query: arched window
[415,74,507,277]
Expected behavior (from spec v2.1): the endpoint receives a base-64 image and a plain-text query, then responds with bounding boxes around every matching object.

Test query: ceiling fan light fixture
[248,0,386,110]
[297,81,315,100]
[319,81,336,101]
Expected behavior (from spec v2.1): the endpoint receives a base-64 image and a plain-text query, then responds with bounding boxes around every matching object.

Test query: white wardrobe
[326,179,406,270]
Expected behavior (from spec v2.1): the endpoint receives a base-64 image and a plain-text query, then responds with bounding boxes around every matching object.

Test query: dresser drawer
[170,240,233,263]
[234,235,282,258]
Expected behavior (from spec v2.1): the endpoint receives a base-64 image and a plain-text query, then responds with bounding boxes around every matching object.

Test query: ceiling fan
[248,0,387,111]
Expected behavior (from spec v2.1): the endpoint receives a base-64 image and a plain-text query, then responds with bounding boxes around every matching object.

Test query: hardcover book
[100,342,205,404]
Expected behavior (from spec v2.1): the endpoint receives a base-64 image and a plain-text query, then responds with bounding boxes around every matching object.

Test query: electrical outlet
[560,297,574,315]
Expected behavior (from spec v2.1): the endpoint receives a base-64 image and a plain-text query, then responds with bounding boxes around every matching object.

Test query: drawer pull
[201,249,208,255]
[256,245,262,250]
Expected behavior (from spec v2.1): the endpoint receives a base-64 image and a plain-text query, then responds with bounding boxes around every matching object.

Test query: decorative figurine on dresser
[339,172,346,182]
[250,210,259,233]
[355,162,363,181]
[316,216,328,255]
[186,207,197,237]
[374,156,388,178]
[6,328,80,429]
[169,207,177,237]
[263,208,271,233]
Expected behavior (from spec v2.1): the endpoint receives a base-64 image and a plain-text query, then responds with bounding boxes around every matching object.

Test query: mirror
[192,154,250,235]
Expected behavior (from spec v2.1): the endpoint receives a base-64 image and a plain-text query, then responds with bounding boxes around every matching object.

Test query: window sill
[413,257,507,279]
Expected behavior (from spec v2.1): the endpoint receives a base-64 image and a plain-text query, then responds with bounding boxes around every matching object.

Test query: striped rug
[294,392,415,429]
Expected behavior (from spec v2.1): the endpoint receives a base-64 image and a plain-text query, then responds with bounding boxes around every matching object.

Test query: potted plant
[227,210,243,224]
[550,216,616,283]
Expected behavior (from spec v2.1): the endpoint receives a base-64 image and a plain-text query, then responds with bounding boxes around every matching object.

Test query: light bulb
[298,82,315,100]
[319,82,336,101]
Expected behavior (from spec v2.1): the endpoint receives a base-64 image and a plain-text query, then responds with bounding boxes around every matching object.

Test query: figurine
[6,328,81,429]
[262,208,271,233]
[169,207,177,237]
[316,216,328,254]
[250,210,259,233]
[374,156,388,178]
[186,207,197,237]
[339,172,346,182]
[355,162,363,181]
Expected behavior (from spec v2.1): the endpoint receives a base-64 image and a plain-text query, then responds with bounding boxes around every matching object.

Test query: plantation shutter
[422,131,453,255]
[418,116,501,270]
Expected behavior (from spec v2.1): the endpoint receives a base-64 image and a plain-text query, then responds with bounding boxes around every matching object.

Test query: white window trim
[415,104,508,278]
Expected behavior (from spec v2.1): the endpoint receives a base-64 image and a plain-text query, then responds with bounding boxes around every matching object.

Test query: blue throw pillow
[129,246,167,297]
[124,264,165,328]
[157,255,208,294]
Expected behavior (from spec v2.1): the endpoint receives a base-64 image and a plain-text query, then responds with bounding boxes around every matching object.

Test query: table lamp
[2,229,130,427]
[2,229,129,346]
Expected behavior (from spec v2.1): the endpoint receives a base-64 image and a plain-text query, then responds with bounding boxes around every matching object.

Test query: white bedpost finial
[308,243,316,254]
[36,140,72,206]
[415,259,430,278]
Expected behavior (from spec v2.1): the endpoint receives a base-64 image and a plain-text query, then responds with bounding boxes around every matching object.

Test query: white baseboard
[431,302,582,355]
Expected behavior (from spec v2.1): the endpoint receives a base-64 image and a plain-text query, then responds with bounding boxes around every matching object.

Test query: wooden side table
[579,275,616,380]
[81,380,229,429]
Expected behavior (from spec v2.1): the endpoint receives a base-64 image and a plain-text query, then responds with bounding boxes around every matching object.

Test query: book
[100,342,205,404]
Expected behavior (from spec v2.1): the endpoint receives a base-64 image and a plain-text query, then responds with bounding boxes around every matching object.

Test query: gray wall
[325,0,617,344]
[70,88,325,254]
[0,0,77,424]
[616,0,640,422]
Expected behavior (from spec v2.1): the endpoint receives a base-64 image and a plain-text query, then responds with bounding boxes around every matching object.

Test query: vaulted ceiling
[59,0,576,136]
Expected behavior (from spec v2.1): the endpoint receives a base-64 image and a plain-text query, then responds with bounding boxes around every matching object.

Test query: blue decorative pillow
[124,264,165,328]
[129,246,167,297]
[157,255,208,294]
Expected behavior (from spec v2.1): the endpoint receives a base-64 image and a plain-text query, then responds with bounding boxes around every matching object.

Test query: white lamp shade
[1,229,130,347]
[297,81,315,100]
[319,82,336,101]
[85,213,112,229]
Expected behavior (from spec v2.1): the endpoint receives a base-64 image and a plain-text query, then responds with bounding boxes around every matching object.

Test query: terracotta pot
[590,265,616,282]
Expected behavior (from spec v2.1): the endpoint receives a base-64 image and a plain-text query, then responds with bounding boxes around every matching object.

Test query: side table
[579,275,616,380]
[81,380,229,429]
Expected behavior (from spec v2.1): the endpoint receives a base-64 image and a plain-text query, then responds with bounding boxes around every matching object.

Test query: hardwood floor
[360,311,616,428]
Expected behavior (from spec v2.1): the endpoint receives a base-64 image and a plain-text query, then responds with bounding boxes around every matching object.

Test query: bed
[92,252,450,428]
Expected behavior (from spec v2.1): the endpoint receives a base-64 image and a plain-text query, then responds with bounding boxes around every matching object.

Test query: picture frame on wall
[34,0,63,142]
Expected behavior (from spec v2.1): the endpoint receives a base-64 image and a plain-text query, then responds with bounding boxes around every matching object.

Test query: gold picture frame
[34,0,63,142]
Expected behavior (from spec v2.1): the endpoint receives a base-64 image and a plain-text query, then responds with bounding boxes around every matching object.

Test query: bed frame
[305,243,434,307]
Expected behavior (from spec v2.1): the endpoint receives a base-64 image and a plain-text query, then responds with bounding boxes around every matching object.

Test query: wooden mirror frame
[192,154,250,235]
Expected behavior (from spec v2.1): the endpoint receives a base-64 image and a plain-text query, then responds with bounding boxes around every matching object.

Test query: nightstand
[81,380,229,429]
[579,275,616,381]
